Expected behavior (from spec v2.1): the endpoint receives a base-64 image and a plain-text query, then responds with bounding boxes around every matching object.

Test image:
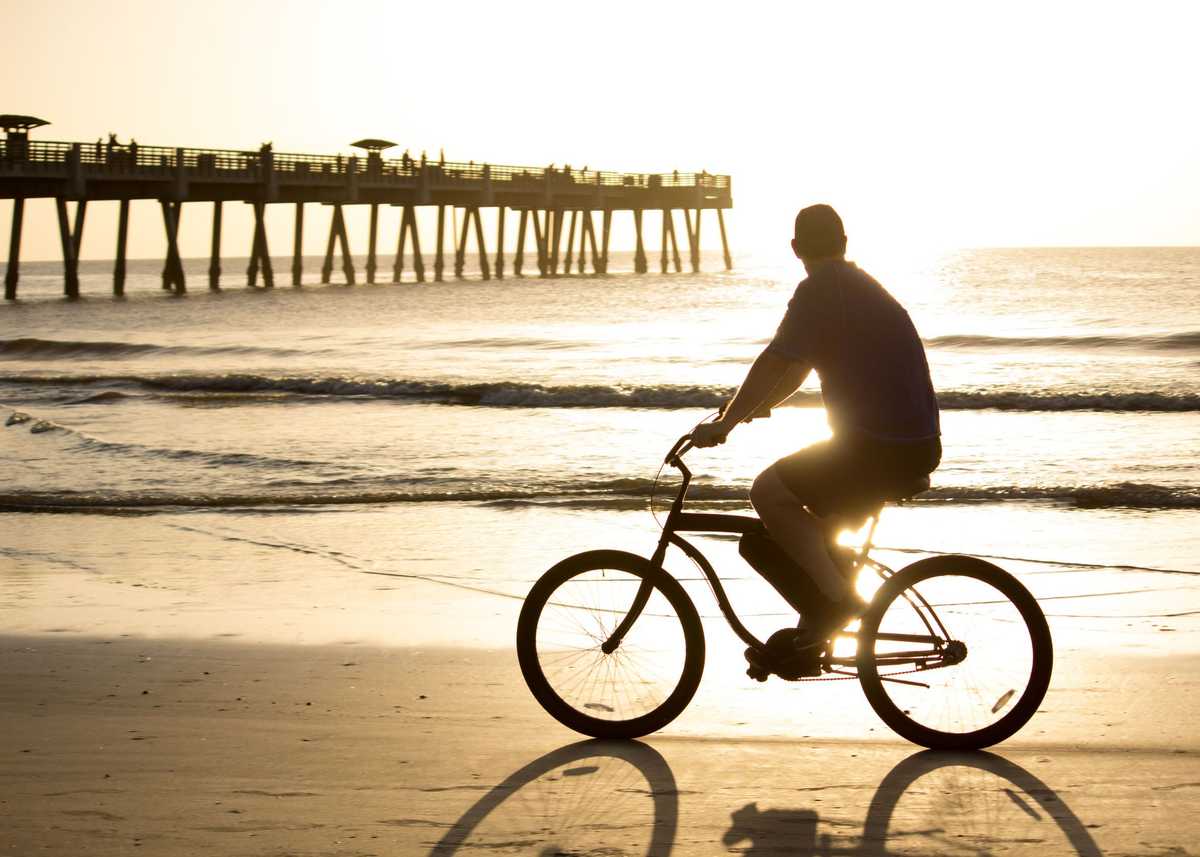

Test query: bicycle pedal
[746,664,771,682]
[744,645,820,682]
[744,647,772,682]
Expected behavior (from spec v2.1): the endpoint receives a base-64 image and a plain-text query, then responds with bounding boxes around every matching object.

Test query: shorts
[773,434,941,518]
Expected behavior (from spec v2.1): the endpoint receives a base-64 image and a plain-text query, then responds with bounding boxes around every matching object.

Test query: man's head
[791,204,847,268]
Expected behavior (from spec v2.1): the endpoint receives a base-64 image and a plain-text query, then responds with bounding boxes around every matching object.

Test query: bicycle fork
[600,532,672,655]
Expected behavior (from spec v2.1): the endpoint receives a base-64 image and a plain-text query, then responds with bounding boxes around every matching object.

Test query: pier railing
[1,139,730,193]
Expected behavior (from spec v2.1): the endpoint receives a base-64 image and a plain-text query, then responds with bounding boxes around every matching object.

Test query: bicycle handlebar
[664,434,694,464]
[663,406,772,464]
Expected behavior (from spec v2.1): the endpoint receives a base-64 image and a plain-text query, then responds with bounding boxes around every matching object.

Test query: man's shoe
[744,628,822,682]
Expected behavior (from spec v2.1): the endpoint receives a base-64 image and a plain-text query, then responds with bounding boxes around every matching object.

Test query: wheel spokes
[534,568,689,723]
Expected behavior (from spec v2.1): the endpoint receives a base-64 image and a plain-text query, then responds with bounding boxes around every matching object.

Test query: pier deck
[2,132,733,298]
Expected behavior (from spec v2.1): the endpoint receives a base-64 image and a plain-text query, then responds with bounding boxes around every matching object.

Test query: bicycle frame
[601,435,955,675]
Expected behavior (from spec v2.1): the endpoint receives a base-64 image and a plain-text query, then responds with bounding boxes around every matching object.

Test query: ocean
[2,247,1198,651]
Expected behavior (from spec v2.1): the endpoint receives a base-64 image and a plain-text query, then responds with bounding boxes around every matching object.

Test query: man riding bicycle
[691,204,941,662]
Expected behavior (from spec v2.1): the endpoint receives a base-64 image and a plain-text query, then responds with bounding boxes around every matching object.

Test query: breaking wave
[925,331,1200,351]
[1,476,1195,512]
[0,337,308,360]
[3,413,332,471]
[3,373,1198,412]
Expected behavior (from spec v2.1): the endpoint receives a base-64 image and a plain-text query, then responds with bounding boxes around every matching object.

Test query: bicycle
[517,428,1054,751]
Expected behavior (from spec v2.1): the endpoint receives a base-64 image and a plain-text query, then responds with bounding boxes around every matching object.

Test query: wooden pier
[0,117,733,299]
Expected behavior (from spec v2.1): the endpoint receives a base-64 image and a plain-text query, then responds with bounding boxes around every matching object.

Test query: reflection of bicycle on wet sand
[722,751,1102,857]
[429,740,1101,856]
[517,430,1054,750]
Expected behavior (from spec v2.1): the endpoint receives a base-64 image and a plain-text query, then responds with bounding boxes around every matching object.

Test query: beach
[2,247,1199,854]
[2,630,1197,855]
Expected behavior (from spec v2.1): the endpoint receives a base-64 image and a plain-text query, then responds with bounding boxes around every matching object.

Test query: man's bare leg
[749,465,847,603]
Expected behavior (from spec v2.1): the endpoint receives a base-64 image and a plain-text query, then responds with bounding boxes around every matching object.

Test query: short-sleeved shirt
[767,260,940,442]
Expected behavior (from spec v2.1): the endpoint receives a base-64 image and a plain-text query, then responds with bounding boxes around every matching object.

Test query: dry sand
[3,633,1198,856]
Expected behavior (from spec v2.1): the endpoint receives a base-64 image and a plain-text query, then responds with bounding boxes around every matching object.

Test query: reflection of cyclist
[692,204,941,654]
[724,803,819,855]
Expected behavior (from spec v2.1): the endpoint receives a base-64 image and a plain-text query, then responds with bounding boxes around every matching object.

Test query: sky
[2,0,1199,261]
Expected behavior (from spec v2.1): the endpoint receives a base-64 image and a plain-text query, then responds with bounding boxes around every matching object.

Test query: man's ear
[790,238,802,259]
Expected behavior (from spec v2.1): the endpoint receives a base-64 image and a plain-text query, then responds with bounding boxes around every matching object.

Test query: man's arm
[693,349,810,447]
[752,357,811,413]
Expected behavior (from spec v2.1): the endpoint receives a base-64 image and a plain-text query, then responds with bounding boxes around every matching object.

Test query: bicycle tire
[517,550,705,739]
[856,555,1053,750]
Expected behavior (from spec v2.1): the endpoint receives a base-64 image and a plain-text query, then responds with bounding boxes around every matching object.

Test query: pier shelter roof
[0,115,50,133]
[350,139,398,152]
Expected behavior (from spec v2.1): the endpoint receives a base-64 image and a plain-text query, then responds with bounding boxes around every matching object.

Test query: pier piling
[56,198,85,298]
[549,209,564,277]
[5,198,23,299]
[455,207,468,278]
[717,208,732,270]
[366,202,379,284]
[660,210,669,273]
[434,204,446,282]
[114,199,130,296]
[208,201,222,291]
[395,204,424,283]
[583,210,599,274]
[538,210,550,277]
[494,207,505,280]
[335,205,355,284]
[633,209,647,274]
[683,208,700,274]
[247,201,273,288]
[472,206,490,280]
[410,207,426,282]
[291,203,303,286]
[321,209,336,284]
[600,209,612,274]
[531,209,547,277]
[513,209,527,277]
[322,204,355,284]
[392,207,407,282]
[660,209,682,273]
[564,210,577,274]
[159,201,185,294]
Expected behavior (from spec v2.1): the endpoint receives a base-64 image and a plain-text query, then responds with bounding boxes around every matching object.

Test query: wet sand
[3,634,1198,856]
[3,505,1198,854]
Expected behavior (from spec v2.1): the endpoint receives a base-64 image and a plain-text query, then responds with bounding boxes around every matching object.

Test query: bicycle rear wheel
[857,556,1053,750]
[517,550,705,739]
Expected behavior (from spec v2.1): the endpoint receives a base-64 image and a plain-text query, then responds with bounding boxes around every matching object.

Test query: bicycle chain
[796,657,958,683]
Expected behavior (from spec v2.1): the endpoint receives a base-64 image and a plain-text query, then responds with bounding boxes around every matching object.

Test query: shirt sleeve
[765,282,814,362]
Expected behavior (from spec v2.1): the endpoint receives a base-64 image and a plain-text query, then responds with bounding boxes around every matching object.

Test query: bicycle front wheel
[857,555,1053,750]
[517,550,705,739]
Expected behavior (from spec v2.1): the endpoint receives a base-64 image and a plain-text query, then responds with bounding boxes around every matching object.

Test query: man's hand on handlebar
[691,420,729,448]
[693,401,772,449]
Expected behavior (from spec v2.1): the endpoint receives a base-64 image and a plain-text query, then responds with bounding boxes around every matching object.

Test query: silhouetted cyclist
[691,204,941,666]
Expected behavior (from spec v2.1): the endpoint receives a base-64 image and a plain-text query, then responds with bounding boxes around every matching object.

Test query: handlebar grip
[664,433,693,464]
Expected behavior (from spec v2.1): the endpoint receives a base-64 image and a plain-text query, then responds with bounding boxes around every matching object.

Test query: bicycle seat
[879,475,930,502]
